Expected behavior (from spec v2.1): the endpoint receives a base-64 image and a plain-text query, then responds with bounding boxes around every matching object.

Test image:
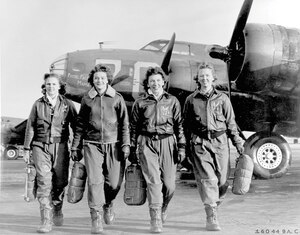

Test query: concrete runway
[0,145,300,235]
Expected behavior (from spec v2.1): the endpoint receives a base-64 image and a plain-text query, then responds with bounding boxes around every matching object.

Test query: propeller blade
[228,0,253,50]
[111,75,130,86]
[161,33,176,75]
[227,0,253,96]
[208,0,252,100]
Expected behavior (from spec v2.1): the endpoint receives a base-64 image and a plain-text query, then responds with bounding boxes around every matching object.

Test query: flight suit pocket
[215,114,226,130]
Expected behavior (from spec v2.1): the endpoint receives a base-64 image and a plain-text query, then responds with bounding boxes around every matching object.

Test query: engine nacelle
[234,23,300,96]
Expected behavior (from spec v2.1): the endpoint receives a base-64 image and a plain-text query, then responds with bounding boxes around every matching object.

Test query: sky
[1,0,300,119]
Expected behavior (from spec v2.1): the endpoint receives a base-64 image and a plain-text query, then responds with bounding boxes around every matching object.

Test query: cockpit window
[140,40,194,56]
[140,40,168,51]
[163,43,192,56]
[50,54,67,76]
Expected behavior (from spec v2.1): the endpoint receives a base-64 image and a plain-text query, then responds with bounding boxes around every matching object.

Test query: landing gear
[4,145,19,160]
[244,131,292,179]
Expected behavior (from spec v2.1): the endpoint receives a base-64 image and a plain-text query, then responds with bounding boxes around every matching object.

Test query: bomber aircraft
[5,0,299,180]
[49,0,299,179]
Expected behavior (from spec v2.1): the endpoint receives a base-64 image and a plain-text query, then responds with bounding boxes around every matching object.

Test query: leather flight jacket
[72,86,130,149]
[24,95,77,149]
[130,91,186,150]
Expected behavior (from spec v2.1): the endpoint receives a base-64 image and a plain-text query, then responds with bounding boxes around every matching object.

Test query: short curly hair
[42,73,66,95]
[142,67,167,91]
[194,62,217,82]
[87,64,113,86]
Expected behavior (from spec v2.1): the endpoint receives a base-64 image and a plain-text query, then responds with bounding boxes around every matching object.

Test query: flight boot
[217,182,229,207]
[53,204,64,226]
[161,203,168,224]
[103,203,115,225]
[52,189,65,226]
[37,208,53,233]
[161,194,173,224]
[149,207,163,233]
[205,205,221,231]
[90,209,103,234]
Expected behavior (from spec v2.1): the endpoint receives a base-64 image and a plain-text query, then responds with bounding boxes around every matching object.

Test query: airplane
[6,0,300,181]
[1,116,27,160]
[48,0,300,180]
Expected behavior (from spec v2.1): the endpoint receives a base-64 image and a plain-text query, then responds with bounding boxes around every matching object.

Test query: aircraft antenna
[99,42,104,49]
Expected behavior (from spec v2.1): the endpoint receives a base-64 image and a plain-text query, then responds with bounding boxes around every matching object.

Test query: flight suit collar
[88,85,116,99]
[42,94,64,104]
[193,86,218,99]
[146,89,170,100]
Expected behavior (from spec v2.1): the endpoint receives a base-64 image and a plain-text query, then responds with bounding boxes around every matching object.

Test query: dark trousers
[190,133,230,207]
[32,142,69,209]
[137,135,177,208]
[84,142,125,211]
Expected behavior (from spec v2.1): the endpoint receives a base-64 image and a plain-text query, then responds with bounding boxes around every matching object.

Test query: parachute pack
[232,154,254,195]
[67,162,87,203]
[123,163,147,206]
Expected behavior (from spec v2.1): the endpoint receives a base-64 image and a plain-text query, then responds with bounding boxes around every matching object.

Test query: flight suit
[24,95,77,214]
[71,86,130,212]
[130,91,186,209]
[183,88,243,206]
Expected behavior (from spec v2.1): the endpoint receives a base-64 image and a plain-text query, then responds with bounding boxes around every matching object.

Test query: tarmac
[0,146,300,235]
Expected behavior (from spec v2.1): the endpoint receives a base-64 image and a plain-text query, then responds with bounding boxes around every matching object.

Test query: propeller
[229,0,253,51]
[161,33,176,75]
[209,0,253,98]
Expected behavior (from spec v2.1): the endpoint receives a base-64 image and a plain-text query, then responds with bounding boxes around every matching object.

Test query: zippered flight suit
[130,91,186,208]
[183,88,243,206]
[24,95,77,210]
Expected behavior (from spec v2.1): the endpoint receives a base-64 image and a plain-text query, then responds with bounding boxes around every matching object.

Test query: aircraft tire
[244,131,291,179]
[4,146,19,160]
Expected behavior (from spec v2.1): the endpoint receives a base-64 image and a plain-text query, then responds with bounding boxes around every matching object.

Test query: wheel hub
[256,143,282,169]
[7,149,16,158]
